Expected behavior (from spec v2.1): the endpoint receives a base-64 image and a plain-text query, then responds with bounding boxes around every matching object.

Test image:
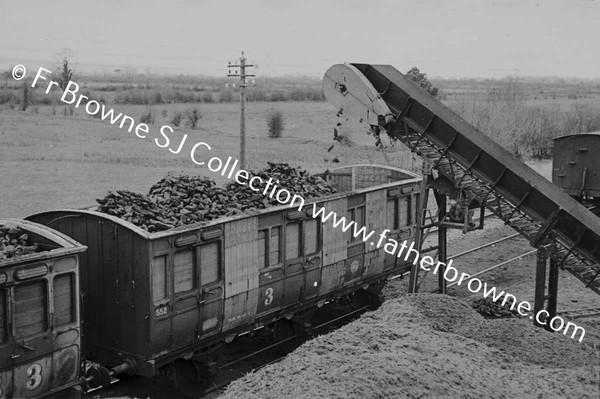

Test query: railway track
[558,307,600,320]
[404,213,539,292]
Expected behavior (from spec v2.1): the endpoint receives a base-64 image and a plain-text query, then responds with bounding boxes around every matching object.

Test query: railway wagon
[0,220,86,399]
[27,165,421,380]
[553,133,600,200]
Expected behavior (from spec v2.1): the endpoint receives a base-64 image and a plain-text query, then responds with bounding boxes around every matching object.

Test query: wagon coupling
[84,359,135,390]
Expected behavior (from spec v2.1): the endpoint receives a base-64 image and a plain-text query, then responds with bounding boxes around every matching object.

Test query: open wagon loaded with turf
[0,220,86,399]
[26,164,422,393]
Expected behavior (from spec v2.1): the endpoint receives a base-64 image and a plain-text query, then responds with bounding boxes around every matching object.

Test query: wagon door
[384,190,415,270]
[196,239,224,337]
[282,215,303,307]
[345,195,366,284]
[10,278,55,398]
[257,214,284,315]
[302,217,321,299]
[170,246,200,349]
[169,234,224,347]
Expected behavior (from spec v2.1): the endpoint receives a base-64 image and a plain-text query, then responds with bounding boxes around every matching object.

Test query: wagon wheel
[350,289,380,312]
[274,319,303,355]
[170,359,210,398]
[85,365,112,389]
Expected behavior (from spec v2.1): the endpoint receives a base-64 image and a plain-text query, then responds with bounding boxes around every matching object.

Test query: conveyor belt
[323,63,600,295]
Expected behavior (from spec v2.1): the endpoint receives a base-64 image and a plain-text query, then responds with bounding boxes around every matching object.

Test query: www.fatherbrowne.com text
[308,203,586,342]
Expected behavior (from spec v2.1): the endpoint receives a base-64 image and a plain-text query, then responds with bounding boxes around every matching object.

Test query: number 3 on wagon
[26,364,43,390]
[264,287,274,306]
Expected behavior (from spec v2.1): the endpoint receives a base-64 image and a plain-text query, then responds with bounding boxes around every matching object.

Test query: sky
[0,0,598,79]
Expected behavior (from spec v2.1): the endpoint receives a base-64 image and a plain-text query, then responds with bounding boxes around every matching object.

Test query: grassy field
[2,72,600,219]
[0,101,417,218]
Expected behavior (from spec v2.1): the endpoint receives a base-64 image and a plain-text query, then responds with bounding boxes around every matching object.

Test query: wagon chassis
[131,271,389,378]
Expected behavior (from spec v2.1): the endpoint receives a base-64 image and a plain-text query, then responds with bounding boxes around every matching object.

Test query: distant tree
[170,111,183,127]
[139,108,154,124]
[406,67,438,97]
[201,92,214,103]
[219,88,234,103]
[21,82,29,111]
[266,109,284,138]
[2,69,13,88]
[56,57,73,91]
[186,107,202,129]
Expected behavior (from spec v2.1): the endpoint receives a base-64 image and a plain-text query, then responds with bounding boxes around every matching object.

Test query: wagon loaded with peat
[27,164,422,390]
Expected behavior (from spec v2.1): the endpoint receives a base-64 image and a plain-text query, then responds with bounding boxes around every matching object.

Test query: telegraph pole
[227,52,255,170]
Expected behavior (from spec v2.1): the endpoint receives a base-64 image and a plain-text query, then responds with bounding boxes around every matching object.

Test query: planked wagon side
[27,165,422,378]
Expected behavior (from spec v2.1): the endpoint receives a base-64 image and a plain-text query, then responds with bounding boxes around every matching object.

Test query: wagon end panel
[553,134,600,198]
[26,211,151,368]
[381,184,421,274]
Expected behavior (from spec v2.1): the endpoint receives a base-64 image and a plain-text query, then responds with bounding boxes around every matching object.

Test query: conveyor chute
[323,63,600,296]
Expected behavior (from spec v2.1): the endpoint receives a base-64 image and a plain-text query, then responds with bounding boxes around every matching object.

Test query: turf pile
[150,175,235,222]
[225,162,337,210]
[96,163,336,232]
[0,225,41,260]
[471,297,519,319]
[219,293,599,399]
[96,190,175,231]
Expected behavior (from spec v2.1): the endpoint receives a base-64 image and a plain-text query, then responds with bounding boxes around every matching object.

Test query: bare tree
[56,57,73,91]
[21,82,29,111]
[186,108,202,129]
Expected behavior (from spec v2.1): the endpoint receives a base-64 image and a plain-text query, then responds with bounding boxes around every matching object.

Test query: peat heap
[225,162,336,210]
[96,180,234,232]
[220,293,599,399]
[471,297,519,319]
[96,163,336,232]
[0,225,42,260]
[149,175,236,223]
[96,190,175,231]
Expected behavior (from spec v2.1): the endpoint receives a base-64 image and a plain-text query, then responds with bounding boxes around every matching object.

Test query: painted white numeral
[264,287,274,306]
[26,364,42,390]
[155,306,169,317]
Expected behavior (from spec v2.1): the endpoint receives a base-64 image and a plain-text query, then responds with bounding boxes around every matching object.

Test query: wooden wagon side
[28,165,422,378]
[0,219,86,398]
